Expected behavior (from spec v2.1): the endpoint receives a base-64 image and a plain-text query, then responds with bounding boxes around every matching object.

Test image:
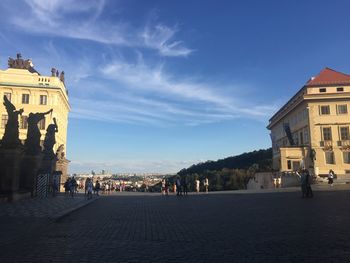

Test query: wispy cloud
[141,24,193,57]
[2,0,192,57]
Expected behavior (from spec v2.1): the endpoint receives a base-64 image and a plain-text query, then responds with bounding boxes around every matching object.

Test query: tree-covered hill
[178,148,272,176]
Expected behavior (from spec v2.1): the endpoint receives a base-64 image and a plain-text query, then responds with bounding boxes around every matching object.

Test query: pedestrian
[165,179,169,195]
[181,176,188,195]
[84,178,89,195]
[95,180,101,196]
[277,177,282,188]
[105,183,110,195]
[70,177,77,197]
[195,178,200,193]
[173,182,177,194]
[87,178,93,199]
[204,177,209,193]
[64,178,70,196]
[328,169,334,187]
[305,170,313,198]
[300,170,307,198]
[176,177,181,196]
[161,179,166,195]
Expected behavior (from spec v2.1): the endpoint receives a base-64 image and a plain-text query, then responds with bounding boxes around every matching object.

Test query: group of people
[297,169,337,198]
[165,177,209,196]
[64,177,78,197]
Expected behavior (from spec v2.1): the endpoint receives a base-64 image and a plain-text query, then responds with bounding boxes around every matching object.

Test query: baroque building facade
[0,54,70,174]
[267,68,350,178]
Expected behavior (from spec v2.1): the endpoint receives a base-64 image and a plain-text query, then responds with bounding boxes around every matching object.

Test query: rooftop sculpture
[8,53,33,70]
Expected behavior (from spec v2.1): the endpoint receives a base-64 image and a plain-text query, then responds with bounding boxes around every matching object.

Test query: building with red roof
[268,67,350,180]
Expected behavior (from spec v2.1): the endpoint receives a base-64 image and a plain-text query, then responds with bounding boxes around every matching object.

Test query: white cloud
[4,0,192,57]
[141,24,193,57]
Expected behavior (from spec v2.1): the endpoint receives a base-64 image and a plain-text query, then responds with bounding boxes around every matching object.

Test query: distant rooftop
[305,67,350,87]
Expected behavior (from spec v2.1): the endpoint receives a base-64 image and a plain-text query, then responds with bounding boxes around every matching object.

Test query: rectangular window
[323,127,332,141]
[20,116,28,129]
[38,118,45,130]
[22,94,29,104]
[303,128,309,143]
[287,160,292,170]
[302,108,308,119]
[325,151,335,164]
[337,104,348,114]
[320,105,330,115]
[292,161,300,171]
[337,87,344,92]
[1,114,8,128]
[4,92,11,101]
[340,127,350,140]
[300,131,304,145]
[39,95,47,105]
[319,88,327,93]
[343,152,350,164]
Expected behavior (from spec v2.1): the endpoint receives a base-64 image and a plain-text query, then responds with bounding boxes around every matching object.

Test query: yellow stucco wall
[268,84,350,176]
[0,68,70,154]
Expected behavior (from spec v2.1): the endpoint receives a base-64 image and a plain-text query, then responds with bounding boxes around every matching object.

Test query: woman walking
[328,169,335,186]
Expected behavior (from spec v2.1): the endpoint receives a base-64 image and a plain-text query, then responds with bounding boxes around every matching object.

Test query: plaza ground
[1,186,350,262]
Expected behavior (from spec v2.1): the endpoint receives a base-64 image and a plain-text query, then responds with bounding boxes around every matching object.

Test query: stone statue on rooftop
[25,109,53,154]
[60,71,65,82]
[51,68,56,77]
[43,117,58,159]
[1,95,24,148]
[8,53,33,70]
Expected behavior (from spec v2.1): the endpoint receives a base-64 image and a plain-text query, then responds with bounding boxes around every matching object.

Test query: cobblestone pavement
[1,190,350,262]
[0,193,96,247]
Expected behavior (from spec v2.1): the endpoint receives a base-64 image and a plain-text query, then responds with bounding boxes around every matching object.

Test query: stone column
[56,158,70,191]
[20,152,44,197]
[0,147,25,201]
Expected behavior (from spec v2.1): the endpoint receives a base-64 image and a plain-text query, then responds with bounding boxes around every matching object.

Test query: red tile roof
[305,67,350,87]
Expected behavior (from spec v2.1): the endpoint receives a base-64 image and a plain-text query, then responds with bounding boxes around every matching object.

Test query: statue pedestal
[56,158,70,191]
[0,147,25,201]
[41,156,57,174]
[20,153,44,196]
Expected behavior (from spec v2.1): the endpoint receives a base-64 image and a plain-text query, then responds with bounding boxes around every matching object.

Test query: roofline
[304,82,350,88]
[268,85,305,123]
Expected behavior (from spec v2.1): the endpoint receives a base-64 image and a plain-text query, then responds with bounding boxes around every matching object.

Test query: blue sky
[1,0,350,173]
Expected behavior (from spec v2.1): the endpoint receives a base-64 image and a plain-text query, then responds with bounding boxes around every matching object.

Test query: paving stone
[0,190,350,262]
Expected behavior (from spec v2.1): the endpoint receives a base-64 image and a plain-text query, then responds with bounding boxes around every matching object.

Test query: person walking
[305,170,313,198]
[176,177,181,196]
[161,179,166,195]
[195,178,200,193]
[64,178,70,196]
[95,180,101,196]
[328,169,335,187]
[173,181,177,194]
[204,177,209,193]
[300,170,307,198]
[84,178,89,196]
[87,178,93,200]
[70,177,77,197]
[165,179,169,195]
[182,176,188,195]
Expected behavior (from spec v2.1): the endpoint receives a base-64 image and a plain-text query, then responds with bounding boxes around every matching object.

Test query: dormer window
[319,88,327,93]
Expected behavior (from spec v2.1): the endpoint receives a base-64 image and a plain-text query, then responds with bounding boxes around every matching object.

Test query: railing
[320,140,333,150]
[338,140,350,150]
